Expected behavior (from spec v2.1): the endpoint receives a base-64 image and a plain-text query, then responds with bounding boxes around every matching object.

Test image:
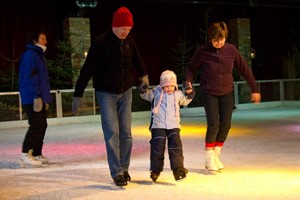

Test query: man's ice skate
[173,167,188,181]
[124,171,131,182]
[150,171,160,183]
[34,155,49,164]
[113,175,127,189]
[20,149,42,168]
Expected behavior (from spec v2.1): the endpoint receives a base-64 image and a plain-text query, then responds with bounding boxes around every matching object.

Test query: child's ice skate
[173,167,188,181]
[150,171,160,183]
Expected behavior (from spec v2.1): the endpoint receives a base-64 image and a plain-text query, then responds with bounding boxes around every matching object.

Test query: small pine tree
[171,37,195,83]
[47,40,77,89]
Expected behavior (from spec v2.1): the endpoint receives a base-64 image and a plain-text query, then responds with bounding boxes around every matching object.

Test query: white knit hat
[152,70,177,115]
[160,70,178,90]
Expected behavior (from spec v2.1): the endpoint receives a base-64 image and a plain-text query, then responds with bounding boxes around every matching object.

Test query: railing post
[279,80,284,101]
[55,90,63,118]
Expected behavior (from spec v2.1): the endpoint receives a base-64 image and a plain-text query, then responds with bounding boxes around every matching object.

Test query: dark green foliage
[47,40,77,89]
[171,37,195,83]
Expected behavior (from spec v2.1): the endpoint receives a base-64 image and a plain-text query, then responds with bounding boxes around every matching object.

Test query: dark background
[1,0,299,87]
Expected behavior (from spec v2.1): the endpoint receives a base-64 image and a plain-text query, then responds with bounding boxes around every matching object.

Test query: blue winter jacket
[18,44,51,104]
[140,86,194,129]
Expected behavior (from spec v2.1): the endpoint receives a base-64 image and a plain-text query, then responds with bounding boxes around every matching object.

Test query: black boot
[113,175,127,186]
[150,171,160,182]
[124,171,131,182]
[173,167,188,181]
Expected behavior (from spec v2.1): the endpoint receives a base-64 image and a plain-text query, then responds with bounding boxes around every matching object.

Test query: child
[139,70,195,182]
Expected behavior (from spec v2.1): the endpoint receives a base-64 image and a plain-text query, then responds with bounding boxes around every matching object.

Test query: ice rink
[0,102,299,200]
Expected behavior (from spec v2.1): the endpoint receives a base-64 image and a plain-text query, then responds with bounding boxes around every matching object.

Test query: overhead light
[75,0,97,8]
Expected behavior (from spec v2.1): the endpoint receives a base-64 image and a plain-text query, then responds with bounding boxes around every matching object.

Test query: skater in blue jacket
[140,70,195,182]
[19,29,51,167]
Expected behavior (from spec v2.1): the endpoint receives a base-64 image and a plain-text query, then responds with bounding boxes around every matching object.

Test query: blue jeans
[96,89,133,178]
[201,91,233,146]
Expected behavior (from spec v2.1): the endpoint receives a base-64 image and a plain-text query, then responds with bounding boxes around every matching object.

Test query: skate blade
[205,166,218,174]
[19,160,42,168]
[113,185,126,190]
[175,176,187,182]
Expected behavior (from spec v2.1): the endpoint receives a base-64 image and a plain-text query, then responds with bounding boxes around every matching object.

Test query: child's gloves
[183,81,193,94]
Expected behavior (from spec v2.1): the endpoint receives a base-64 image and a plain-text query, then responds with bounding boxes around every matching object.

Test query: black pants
[201,91,233,146]
[22,104,47,156]
[150,128,184,172]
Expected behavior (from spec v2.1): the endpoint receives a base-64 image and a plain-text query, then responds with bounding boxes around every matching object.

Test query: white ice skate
[205,149,218,173]
[20,149,42,168]
[34,155,49,164]
[214,146,224,171]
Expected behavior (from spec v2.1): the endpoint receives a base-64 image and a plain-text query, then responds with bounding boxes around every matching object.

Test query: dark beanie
[112,7,133,27]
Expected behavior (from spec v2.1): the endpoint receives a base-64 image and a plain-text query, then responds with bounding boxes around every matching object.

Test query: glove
[138,75,149,94]
[183,81,193,94]
[45,103,49,110]
[72,97,82,116]
[33,97,43,112]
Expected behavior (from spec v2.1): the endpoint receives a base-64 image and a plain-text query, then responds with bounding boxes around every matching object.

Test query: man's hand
[138,75,149,93]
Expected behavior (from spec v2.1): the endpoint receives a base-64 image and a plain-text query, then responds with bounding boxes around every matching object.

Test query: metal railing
[0,79,299,122]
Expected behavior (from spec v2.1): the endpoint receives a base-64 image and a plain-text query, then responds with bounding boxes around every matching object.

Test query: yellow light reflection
[133,124,253,138]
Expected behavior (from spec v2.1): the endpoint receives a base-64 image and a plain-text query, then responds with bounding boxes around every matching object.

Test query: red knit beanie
[112,7,133,27]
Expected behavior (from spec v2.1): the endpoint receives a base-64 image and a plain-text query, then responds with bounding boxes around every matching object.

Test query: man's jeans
[96,89,133,178]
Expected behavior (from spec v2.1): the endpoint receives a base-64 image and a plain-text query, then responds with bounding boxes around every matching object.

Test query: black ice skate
[150,171,160,182]
[113,175,127,188]
[173,167,188,181]
[124,171,131,182]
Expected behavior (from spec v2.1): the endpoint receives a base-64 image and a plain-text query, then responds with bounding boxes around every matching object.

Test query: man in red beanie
[72,6,149,187]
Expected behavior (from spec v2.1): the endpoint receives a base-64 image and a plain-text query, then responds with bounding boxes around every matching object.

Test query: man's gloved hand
[138,75,149,94]
[33,97,43,112]
[72,97,82,116]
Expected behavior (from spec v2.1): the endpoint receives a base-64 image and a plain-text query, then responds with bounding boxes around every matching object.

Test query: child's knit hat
[152,70,177,115]
[160,70,178,90]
